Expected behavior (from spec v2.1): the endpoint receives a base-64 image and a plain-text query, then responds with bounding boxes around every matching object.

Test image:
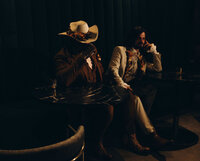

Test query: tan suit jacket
[108,45,162,88]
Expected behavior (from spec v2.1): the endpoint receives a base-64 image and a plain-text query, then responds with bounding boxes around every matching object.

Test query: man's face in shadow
[65,37,86,54]
[134,32,146,49]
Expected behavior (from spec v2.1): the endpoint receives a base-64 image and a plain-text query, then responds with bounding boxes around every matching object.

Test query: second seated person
[108,26,162,114]
[107,26,170,153]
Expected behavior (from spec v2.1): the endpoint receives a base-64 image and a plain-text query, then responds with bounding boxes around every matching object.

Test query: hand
[123,83,133,92]
[143,40,152,52]
[82,43,97,59]
[126,86,133,92]
[140,63,146,73]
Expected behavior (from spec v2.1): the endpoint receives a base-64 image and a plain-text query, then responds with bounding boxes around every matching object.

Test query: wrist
[147,43,157,54]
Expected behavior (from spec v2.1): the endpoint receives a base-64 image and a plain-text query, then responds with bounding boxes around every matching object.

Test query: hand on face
[134,32,146,49]
[142,40,152,51]
[82,43,97,59]
[135,32,152,52]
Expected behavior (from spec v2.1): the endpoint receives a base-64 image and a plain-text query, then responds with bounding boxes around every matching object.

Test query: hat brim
[58,25,98,44]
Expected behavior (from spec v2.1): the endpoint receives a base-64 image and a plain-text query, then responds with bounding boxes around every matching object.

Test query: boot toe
[148,133,171,149]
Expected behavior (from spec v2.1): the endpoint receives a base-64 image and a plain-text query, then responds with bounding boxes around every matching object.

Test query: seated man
[55,21,169,159]
[108,26,162,114]
[54,20,113,159]
[107,26,170,153]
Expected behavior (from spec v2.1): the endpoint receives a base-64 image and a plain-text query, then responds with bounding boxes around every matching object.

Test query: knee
[135,95,142,104]
[129,93,141,104]
[129,93,143,110]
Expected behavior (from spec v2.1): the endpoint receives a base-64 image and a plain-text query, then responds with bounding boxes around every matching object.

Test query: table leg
[172,82,181,140]
[172,112,179,140]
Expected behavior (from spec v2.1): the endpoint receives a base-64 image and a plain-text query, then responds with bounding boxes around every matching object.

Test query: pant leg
[115,87,154,135]
[131,80,157,115]
[130,93,155,135]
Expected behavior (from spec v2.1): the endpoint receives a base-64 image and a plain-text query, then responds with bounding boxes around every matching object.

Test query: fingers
[145,40,149,44]
[126,85,133,92]
[87,43,97,54]
[82,43,97,59]
[143,43,151,51]
[127,87,133,92]
[123,83,134,92]
[144,41,151,47]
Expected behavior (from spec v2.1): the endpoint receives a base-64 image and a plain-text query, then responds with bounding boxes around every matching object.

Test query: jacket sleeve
[146,43,162,72]
[54,49,85,87]
[108,46,129,88]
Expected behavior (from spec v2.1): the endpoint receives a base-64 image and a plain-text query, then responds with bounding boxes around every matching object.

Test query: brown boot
[147,131,171,149]
[123,133,150,154]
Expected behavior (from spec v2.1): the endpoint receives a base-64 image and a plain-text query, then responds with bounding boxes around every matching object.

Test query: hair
[124,26,146,49]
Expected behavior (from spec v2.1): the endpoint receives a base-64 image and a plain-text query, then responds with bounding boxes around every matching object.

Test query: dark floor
[1,98,200,161]
[115,110,200,161]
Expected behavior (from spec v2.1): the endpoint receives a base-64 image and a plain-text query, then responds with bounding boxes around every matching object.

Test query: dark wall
[0,0,198,103]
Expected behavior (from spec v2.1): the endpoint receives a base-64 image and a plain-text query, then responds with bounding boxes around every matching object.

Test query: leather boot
[147,131,171,149]
[123,133,150,155]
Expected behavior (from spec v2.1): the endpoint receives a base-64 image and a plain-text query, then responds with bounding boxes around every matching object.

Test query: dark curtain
[0,0,198,103]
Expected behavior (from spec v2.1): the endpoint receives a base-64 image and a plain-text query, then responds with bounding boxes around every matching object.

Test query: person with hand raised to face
[107,26,171,154]
[54,20,113,160]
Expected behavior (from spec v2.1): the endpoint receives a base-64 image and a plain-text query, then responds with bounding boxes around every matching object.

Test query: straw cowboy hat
[58,20,98,44]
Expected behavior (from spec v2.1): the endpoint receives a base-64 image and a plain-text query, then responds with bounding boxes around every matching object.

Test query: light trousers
[133,94,155,134]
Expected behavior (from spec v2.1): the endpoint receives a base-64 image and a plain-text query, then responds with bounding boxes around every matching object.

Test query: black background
[0,0,199,103]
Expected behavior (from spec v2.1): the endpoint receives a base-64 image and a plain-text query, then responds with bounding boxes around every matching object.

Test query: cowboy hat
[58,20,98,44]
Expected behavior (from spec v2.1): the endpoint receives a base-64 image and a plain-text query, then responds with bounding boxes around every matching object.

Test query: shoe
[123,133,150,155]
[147,131,171,149]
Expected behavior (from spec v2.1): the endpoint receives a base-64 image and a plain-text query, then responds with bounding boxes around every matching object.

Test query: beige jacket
[108,45,162,88]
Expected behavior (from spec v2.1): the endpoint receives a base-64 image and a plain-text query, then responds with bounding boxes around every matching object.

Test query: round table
[147,72,200,84]
[146,72,200,150]
[34,84,124,105]
[34,84,126,161]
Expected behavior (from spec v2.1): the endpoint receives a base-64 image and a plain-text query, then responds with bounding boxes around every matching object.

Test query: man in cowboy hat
[54,20,113,159]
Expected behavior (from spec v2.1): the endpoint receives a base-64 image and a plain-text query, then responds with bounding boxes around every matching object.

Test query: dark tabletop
[146,72,200,84]
[34,84,125,105]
